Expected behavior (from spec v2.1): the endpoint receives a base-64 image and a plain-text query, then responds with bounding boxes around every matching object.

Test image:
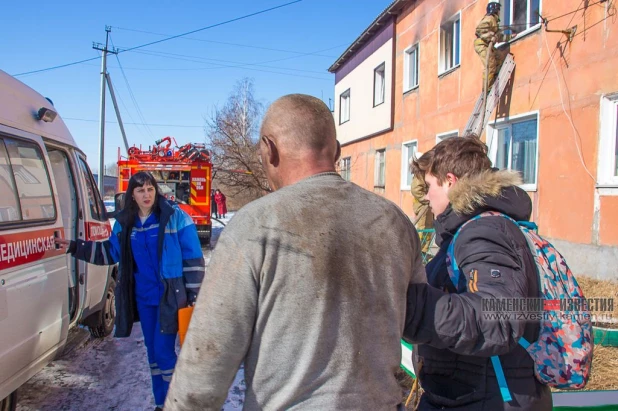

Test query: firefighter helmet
[487,0,501,15]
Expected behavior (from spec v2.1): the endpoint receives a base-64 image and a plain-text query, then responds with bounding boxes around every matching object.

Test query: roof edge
[328,0,410,73]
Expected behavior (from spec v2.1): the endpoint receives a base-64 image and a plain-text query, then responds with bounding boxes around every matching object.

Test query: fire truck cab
[116,138,213,243]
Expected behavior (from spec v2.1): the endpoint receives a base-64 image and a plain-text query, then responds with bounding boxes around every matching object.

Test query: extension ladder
[463,54,516,138]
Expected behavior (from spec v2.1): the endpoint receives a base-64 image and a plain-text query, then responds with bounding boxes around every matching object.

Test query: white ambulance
[0,70,117,410]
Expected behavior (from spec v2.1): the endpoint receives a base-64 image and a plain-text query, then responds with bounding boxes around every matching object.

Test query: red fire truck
[117,137,213,242]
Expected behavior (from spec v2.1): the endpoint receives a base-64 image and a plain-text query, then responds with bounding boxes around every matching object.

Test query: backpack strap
[491,356,513,402]
[447,211,517,403]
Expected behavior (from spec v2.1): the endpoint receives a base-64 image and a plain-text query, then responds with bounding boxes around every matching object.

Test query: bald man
[165,94,426,410]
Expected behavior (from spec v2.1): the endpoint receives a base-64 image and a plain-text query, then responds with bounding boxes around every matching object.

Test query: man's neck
[277,164,337,189]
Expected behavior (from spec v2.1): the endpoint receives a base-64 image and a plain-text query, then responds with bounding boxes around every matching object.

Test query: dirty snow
[17,213,245,411]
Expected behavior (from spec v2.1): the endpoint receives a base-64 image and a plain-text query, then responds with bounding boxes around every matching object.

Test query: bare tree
[205,78,270,197]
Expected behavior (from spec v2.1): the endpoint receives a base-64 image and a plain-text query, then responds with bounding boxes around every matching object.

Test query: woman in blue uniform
[56,171,205,410]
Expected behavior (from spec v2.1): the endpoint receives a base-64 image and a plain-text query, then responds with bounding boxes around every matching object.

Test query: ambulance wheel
[0,391,16,411]
[88,279,116,338]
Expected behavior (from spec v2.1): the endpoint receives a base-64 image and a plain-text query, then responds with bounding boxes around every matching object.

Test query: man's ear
[334,140,341,163]
[262,135,279,167]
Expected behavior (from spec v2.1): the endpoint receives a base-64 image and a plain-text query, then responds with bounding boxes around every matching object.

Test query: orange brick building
[329,0,618,278]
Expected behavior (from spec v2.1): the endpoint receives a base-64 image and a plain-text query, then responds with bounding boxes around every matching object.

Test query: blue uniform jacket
[68,196,205,337]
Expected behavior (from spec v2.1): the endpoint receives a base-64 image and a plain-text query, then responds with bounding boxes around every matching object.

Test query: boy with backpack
[404,137,592,410]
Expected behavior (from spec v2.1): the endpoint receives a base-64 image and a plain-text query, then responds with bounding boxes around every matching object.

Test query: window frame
[436,130,459,144]
[439,11,461,75]
[77,156,108,222]
[339,88,351,125]
[404,44,420,92]
[487,111,540,191]
[340,156,351,181]
[374,148,386,188]
[498,0,543,43]
[598,93,618,188]
[0,130,57,228]
[401,140,418,191]
[373,62,386,107]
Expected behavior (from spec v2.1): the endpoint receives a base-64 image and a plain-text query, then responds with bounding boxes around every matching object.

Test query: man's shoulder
[222,193,278,232]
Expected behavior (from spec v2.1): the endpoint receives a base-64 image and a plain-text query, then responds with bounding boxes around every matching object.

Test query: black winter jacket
[404,170,552,410]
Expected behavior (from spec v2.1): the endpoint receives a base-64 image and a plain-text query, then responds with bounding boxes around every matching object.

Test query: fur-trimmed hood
[434,169,532,245]
[449,169,523,215]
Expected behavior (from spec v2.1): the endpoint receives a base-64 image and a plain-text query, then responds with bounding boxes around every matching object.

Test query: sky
[1,0,388,173]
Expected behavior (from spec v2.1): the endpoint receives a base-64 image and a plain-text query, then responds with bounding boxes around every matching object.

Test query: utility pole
[93,26,118,194]
[105,73,130,153]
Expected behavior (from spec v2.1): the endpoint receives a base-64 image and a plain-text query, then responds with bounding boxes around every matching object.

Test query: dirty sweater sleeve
[403,221,528,357]
[165,226,257,411]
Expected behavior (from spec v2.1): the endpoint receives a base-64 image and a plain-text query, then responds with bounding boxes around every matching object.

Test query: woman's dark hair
[123,171,163,218]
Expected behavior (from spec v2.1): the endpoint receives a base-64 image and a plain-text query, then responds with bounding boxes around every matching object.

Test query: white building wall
[334,40,393,145]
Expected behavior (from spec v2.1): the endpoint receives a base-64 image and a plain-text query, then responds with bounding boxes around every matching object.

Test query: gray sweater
[165,173,426,410]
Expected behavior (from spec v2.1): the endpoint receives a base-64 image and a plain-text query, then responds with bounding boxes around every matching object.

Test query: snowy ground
[16,213,246,411]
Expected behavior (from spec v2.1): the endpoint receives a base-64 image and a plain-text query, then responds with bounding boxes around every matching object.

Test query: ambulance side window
[0,140,21,223]
[3,138,56,222]
[78,158,106,222]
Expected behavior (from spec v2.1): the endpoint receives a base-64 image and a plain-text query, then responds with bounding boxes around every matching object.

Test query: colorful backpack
[447,211,593,402]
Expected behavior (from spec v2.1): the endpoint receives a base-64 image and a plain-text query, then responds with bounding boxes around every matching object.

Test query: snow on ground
[17,212,245,411]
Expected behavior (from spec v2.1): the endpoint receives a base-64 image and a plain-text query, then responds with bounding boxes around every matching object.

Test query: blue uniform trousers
[137,302,177,407]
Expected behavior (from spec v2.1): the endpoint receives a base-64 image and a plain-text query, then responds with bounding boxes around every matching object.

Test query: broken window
[500,0,541,37]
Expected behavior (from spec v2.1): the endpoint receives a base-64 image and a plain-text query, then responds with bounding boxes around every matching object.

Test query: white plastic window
[374,63,386,107]
[440,14,461,73]
[404,45,419,91]
[375,149,386,187]
[401,141,417,190]
[340,89,351,124]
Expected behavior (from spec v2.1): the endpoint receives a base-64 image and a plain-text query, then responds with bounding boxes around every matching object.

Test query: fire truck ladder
[463,54,516,138]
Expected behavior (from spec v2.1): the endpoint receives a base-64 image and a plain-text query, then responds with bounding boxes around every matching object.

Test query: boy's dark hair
[412,137,492,184]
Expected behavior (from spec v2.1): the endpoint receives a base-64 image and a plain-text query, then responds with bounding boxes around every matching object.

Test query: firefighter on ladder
[474,0,515,92]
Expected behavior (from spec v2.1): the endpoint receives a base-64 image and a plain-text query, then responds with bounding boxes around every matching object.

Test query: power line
[82,60,333,81]
[113,53,155,139]
[108,35,152,139]
[11,0,303,78]
[116,0,303,55]
[114,26,336,58]
[126,49,331,75]
[12,56,100,77]
[97,50,149,140]
[543,0,608,23]
[63,117,203,128]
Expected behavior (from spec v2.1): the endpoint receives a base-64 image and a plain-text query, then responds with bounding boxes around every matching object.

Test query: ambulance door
[46,146,79,322]
[75,156,111,311]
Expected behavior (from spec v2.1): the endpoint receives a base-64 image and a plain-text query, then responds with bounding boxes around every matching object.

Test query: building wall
[334,20,395,145]
[336,0,618,278]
